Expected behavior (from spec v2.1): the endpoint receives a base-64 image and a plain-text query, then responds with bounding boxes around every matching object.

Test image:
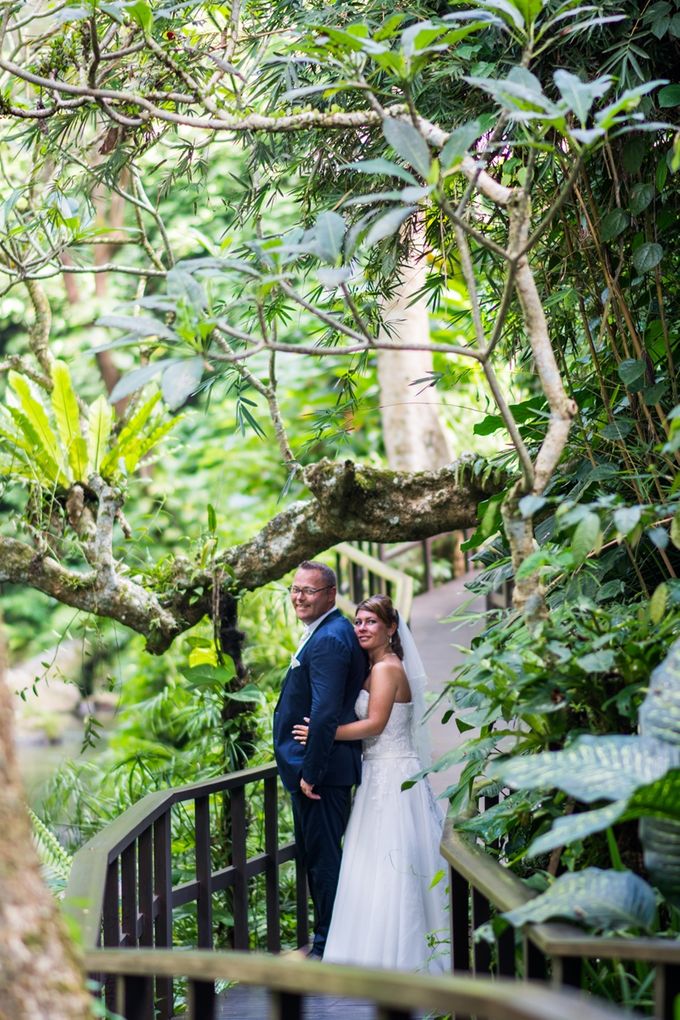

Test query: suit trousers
[290,785,352,957]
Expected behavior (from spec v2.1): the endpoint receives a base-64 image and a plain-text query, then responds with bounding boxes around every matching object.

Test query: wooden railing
[333,533,469,620]
[333,541,415,619]
[66,763,638,1020]
[66,763,306,1016]
[85,946,635,1020]
[442,812,680,1019]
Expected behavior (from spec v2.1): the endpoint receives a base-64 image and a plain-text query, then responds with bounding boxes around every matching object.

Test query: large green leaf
[491,735,680,802]
[528,802,625,857]
[51,361,87,481]
[639,636,680,746]
[640,816,680,904]
[87,396,114,476]
[503,868,655,931]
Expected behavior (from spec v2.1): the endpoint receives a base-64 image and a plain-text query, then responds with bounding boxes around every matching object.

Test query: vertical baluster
[264,775,281,953]
[655,962,680,1020]
[552,955,581,989]
[471,887,491,975]
[103,858,120,1013]
[153,811,173,1020]
[295,855,309,950]
[450,863,470,973]
[231,784,249,949]
[270,991,303,1020]
[138,827,153,947]
[195,795,213,949]
[121,842,137,947]
[376,1009,412,1020]
[496,923,516,977]
[123,975,155,1020]
[422,538,432,592]
[188,979,216,1019]
[524,936,546,980]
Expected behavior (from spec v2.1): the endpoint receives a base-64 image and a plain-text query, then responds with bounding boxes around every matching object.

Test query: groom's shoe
[287,944,320,960]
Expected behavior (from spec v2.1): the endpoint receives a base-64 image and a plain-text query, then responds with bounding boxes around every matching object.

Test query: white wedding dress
[323,689,448,972]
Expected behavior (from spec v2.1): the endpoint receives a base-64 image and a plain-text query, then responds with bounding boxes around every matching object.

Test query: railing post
[103,858,120,1013]
[422,538,432,591]
[450,863,470,973]
[123,974,154,1020]
[295,855,310,950]
[153,811,173,1019]
[497,923,516,977]
[655,962,680,1020]
[524,935,546,980]
[231,784,249,949]
[138,827,153,948]
[270,991,303,1020]
[552,955,581,989]
[121,842,137,946]
[472,887,491,975]
[195,795,213,949]
[264,774,281,953]
[188,979,216,1019]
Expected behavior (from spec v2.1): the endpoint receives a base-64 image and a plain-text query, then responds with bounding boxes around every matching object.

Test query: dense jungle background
[1,0,680,1015]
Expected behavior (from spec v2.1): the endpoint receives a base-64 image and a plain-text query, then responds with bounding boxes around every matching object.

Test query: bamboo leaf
[50,361,87,481]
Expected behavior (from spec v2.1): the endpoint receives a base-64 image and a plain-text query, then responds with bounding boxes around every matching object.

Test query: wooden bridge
[65,542,680,1020]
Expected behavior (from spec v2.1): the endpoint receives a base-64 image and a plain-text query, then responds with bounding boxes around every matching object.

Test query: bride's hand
[292,717,310,745]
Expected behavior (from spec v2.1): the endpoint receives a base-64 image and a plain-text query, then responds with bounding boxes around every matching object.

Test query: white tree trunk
[376,249,452,472]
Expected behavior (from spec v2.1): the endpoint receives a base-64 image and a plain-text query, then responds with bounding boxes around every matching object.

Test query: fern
[30,809,73,894]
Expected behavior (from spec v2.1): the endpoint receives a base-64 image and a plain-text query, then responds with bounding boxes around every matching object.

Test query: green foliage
[0,363,177,491]
[502,868,656,931]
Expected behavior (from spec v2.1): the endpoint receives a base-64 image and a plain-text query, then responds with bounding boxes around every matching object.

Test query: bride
[293,593,447,973]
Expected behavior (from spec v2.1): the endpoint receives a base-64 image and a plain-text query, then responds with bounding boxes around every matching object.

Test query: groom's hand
[300,778,320,800]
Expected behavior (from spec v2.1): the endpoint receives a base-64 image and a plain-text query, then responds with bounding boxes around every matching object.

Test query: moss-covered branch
[0,457,503,653]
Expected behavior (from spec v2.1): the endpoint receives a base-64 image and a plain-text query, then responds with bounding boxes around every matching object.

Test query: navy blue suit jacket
[273,608,366,793]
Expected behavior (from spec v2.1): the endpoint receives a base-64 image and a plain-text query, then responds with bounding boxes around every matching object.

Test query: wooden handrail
[333,541,414,619]
[441,820,680,964]
[87,947,634,1020]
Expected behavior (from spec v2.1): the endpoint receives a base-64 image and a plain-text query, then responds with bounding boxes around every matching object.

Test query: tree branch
[0,458,503,652]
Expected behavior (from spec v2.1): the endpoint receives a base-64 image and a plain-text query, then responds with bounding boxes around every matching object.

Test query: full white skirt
[323,754,448,973]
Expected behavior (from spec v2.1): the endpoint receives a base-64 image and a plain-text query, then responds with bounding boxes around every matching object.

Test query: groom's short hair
[299,560,337,588]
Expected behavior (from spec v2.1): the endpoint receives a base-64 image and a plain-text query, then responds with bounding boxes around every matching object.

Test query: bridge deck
[215,986,377,1018]
[214,984,433,1018]
[409,571,485,797]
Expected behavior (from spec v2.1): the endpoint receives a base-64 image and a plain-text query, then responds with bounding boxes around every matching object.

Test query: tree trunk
[376,242,452,473]
[0,625,91,1020]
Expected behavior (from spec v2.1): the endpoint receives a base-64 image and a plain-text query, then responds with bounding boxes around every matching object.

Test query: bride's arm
[293,665,400,744]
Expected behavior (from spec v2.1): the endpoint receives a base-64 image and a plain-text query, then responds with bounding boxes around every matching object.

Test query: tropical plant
[0,362,177,492]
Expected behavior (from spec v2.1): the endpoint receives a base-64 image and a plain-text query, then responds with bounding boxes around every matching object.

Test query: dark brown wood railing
[84,947,635,1020]
[442,813,680,1019]
[66,763,306,1016]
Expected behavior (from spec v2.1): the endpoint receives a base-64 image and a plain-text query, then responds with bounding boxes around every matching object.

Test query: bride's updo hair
[355,593,404,660]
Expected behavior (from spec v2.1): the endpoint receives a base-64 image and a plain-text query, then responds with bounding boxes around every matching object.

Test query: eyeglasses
[289,585,333,597]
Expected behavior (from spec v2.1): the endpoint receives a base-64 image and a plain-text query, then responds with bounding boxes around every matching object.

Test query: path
[409,572,485,798]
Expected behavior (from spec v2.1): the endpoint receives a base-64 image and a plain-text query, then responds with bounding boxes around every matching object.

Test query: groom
[273,560,366,959]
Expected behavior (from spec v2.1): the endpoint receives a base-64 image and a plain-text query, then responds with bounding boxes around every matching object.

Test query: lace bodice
[355,688,419,761]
